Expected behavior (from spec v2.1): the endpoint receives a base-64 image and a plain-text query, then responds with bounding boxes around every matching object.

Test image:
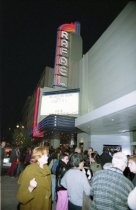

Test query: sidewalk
[1,175,18,210]
[1,175,56,210]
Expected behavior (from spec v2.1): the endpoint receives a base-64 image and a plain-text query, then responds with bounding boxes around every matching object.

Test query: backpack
[51,159,59,174]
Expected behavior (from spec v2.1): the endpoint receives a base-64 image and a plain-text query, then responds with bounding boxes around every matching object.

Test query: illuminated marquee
[54,22,80,87]
[32,87,44,138]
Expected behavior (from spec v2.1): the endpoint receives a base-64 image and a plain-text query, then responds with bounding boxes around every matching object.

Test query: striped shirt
[90,167,134,210]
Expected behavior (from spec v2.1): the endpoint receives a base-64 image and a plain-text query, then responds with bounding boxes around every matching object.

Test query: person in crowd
[7,145,20,177]
[0,141,6,159]
[90,152,102,174]
[127,155,136,210]
[84,147,94,167]
[16,146,27,176]
[127,188,136,210]
[82,164,93,185]
[0,141,6,174]
[84,148,101,176]
[23,147,32,167]
[124,155,135,181]
[0,141,6,166]
[61,152,91,210]
[16,146,51,210]
[49,149,60,203]
[56,152,69,210]
[128,155,136,185]
[74,147,82,154]
[90,152,134,210]
[100,146,112,167]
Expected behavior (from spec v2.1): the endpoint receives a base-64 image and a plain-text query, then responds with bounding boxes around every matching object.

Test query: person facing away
[100,146,112,167]
[16,146,52,210]
[127,155,136,210]
[90,152,134,210]
[48,148,60,203]
[61,152,91,210]
[55,152,69,210]
[74,147,82,154]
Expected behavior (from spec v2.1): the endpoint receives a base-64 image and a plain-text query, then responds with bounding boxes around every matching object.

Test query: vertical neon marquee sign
[54,22,80,87]
[33,87,44,138]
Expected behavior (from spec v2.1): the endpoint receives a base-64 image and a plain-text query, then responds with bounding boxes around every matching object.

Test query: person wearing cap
[90,152,134,210]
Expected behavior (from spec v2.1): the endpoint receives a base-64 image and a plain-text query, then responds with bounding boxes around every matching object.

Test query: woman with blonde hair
[17,146,51,210]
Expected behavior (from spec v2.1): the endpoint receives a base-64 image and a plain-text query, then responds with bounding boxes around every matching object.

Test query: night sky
[1,0,130,139]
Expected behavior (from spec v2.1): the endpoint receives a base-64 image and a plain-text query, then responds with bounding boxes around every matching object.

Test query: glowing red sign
[33,87,44,138]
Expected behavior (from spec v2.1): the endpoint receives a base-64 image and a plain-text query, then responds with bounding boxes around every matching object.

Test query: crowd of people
[1,141,136,210]
[1,143,32,177]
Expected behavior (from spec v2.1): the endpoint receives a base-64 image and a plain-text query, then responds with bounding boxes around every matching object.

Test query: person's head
[74,147,82,153]
[1,141,6,148]
[112,152,128,172]
[91,152,102,164]
[87,147,94,157]
[31,146,49,165]
[103,147,109,153]
[128,155,136,174]
[69,152,84,170]
[59,152,69,164]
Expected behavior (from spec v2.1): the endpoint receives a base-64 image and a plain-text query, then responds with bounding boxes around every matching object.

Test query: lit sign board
[32,87,44,138]
[54,22,80,87]
[40,89,79,116]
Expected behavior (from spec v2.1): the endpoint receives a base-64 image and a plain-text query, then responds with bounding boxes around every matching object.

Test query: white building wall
[80,2,136,114]
[90,134,132,155]
[77,132,133,155]
[76,2,136,152]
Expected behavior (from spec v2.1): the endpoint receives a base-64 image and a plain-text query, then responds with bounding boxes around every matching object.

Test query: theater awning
[38,114,81,133]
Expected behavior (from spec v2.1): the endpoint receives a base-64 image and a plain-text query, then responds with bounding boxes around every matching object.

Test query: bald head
[112,152,128,172]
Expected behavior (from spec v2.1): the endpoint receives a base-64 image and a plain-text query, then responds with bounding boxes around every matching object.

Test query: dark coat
[56,160,68,191]
[100,152,112,167]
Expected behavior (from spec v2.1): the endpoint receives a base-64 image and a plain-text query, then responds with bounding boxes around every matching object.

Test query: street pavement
[1,175,56,210]
[1,175,18,210]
